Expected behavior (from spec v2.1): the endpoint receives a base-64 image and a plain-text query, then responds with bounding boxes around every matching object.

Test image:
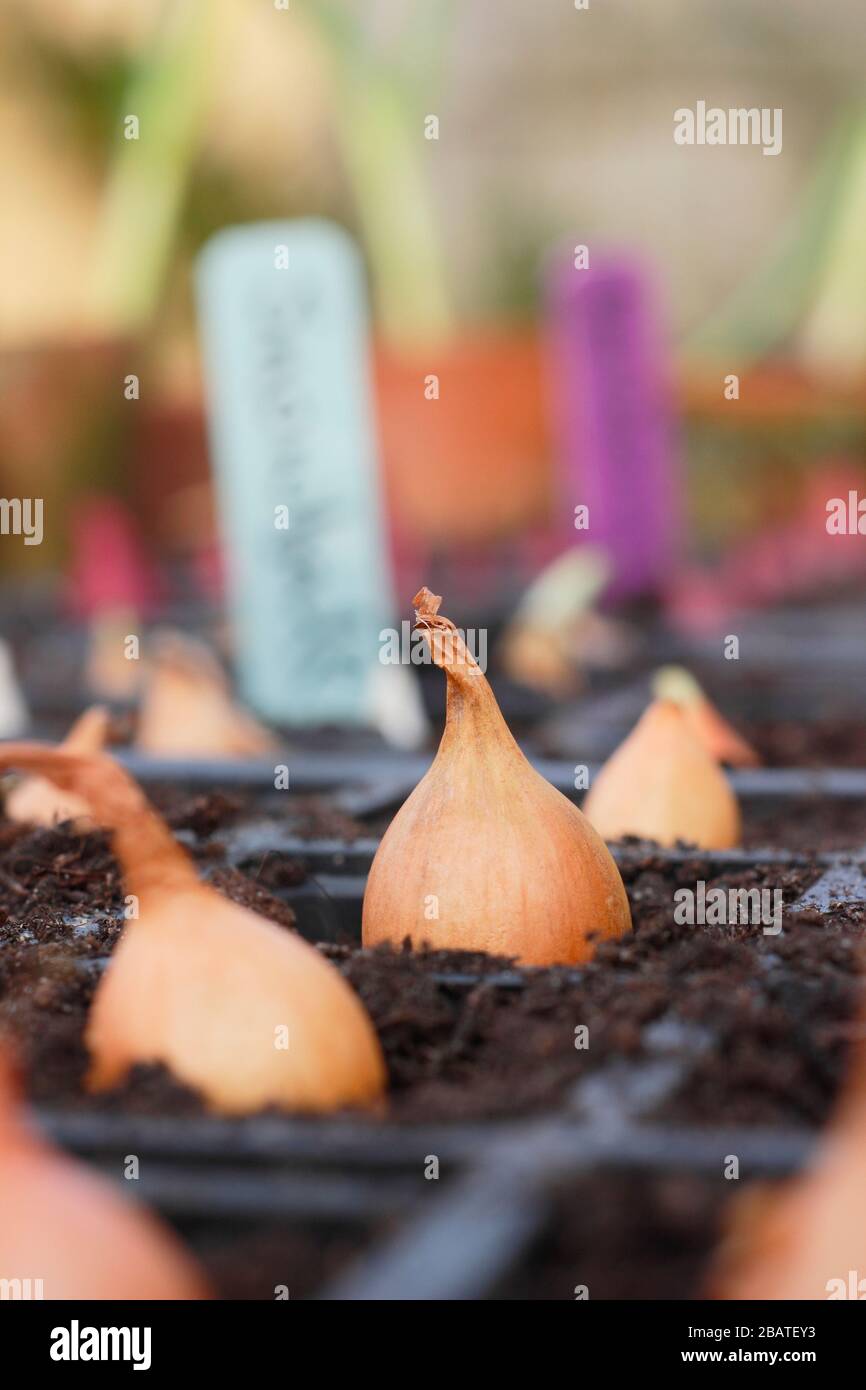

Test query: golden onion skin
[362,589,631,966]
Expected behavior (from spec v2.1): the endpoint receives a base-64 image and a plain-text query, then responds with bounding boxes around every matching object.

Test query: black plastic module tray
[320,1122,817,1300]
[10,742,862,1297]
[5,580,866,1294]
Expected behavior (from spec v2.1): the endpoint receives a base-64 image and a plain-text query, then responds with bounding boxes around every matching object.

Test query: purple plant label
[546,256,680,598]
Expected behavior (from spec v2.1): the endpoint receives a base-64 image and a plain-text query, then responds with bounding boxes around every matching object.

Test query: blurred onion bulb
[713,1033,866,1299]
[0,1048,207,1300]
[652,666,760,767]
[5,705,108,827]
[583,699,741,849]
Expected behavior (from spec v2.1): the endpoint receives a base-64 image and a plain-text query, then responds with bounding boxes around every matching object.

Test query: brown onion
[362,588,631,965]
[0,745,386,1116]
[583,699,741,849]
[135,630,275,757]
[5,705,109,827]
[652,666,760,767]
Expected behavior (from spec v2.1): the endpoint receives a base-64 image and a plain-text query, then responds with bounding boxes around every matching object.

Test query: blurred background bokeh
[1,0,866,730]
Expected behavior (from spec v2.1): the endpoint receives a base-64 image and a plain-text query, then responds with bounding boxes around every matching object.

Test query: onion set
[583,699,741,849]
[135,630,276,757]
[652,666,760,768]
[362,588,631,965]
[0,744,386,1115]
[5,705,108,827]
[0,1046,207,1299]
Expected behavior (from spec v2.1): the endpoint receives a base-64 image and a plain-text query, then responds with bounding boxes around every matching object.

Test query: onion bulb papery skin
[0,745,387,1117]
[583,700,741,850]
[362,591,631,966]
[652,666,760,768]
[5,705,108,827]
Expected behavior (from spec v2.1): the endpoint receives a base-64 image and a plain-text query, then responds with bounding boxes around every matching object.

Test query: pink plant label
[67,495,157,617]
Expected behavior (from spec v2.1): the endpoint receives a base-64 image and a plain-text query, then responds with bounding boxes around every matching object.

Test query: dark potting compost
[0,812,859,1129]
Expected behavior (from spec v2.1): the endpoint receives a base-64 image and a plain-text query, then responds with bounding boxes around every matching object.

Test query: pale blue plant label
[195,220,392,725]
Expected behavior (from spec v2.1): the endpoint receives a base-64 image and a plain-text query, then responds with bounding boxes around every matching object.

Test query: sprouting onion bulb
[5,705,109,827]
[652,666,760,768]
[362,589,631,966]
[583,699,741,849]
[0,745,386,1116]
[0,1046,208,1299]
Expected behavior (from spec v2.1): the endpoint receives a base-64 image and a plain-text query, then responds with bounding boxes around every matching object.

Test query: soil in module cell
[746,719,866,770]
[184,1218,391,1301]
[490,1169,729,1301]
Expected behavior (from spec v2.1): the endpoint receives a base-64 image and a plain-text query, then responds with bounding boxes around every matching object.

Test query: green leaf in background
[85,0,240,337]
[302,0,457,346]
[685,105,866,366]
[798,108,866,379]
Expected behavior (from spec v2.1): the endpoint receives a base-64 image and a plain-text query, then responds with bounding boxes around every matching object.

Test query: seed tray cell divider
[156,752,866,918]
[39,1110,529,1170]
[40,1106,819,1291]
[237,839,856,881]
[90,1162,421,1223]
[320,1120,818,1301]
[119,749,866,800]
[41,1110,816,1183]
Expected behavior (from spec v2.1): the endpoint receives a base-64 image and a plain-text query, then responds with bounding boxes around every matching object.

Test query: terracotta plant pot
[374,333,553,547]
[0,339,128,573]
[0,339,212,577]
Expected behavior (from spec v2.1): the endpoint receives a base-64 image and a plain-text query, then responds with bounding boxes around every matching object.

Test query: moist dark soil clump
[337,855,860,1128]
[150,786,371,843]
